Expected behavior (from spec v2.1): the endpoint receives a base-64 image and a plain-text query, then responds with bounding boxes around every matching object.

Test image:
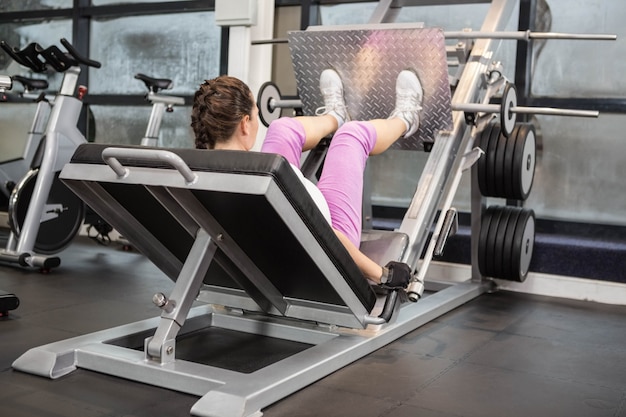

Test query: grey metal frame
[0,92,52,200]
[12,150,495,417]
[11,2,517,416]
[1,66,86,266]
[140,91,186,147]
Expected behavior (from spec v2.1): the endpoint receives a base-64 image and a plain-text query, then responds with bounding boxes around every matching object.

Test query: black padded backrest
[69,143,377,312]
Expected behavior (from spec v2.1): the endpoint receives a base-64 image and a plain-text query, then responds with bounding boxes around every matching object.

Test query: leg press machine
[13,1,528,416]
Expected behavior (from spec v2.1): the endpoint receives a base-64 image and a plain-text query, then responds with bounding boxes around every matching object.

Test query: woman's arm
[334,229,384,284]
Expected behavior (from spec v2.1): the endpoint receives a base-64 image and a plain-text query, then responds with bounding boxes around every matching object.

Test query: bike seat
[134,73,173,93]
[12,75,49,91]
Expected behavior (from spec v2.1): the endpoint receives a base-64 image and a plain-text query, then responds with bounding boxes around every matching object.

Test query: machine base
[13,281,488,417]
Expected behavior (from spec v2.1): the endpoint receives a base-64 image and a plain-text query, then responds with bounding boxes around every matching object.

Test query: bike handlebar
[60,38,101,69]
[0,41,47,73]
[0,38,101,73]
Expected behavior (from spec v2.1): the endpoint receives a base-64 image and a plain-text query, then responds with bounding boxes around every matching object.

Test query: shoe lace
[315,87,346,116]
[395,90,423,114]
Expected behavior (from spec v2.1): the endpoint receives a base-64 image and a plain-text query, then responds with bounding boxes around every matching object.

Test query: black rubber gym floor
[1,235,626,417]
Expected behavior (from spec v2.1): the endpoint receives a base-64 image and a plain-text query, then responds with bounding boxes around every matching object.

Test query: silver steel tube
[406,148,481,298]
[250,30,616,47]
[144,102,166,140]
[269,98,303,110]
[147,91,185,106]
[58,66,80,96]
[452,102,599,118]
[445,30,616,41]
[268,90,601,121]
[101,148,198,185]
[510,106,598,117]
[147,230,216,362]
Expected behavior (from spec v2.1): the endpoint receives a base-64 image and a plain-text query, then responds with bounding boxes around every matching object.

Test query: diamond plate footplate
[288,26,452,151]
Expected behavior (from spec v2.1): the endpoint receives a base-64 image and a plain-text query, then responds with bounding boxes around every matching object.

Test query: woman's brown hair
[191,76,254,149]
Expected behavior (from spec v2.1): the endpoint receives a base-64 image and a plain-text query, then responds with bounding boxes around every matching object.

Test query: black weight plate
[502,124,519,199]
[513,123,536,200]
[509,209,529,281]
[512,123,537,200]
[486,205,505,278]
[500,83,517,137]
[510,209,535,282]
[257,81,282,128]
[501,206,522,281]
[512,123,527,200]
[478,206,495,277]
[493,206,514,279]
[494,125,509,198]
[520,211,536,281]
[477,121,494,197]
[485,122,501,197]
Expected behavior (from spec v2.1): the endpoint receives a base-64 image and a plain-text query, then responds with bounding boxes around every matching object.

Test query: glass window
[89,12,221,95]
[532,0,625,97]
[320,3,378,25]
[392,4,491,30]
[0,0,72,12]
[320,3,491,32]
[525,114,626,226]
[90,104,194,148]
[92,0,195,5]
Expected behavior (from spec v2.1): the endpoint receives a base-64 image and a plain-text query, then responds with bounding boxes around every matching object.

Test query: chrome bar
[453,102,599,117]
[445,30,616,41]
[250,30,616,47]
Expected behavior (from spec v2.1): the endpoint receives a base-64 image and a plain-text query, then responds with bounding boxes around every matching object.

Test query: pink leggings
[261,117,377,247]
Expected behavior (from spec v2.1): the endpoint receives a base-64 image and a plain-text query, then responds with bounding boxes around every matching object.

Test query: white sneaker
[315,69,349,127]
[388,70,423,137]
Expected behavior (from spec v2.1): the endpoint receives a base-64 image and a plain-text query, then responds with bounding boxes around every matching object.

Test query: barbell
[256,81,598,137]
[454,83,598,137]
[251,30,616,45]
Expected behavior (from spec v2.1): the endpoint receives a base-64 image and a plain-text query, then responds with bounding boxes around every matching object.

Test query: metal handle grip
[363,289,400,325]
[101,147,198,185]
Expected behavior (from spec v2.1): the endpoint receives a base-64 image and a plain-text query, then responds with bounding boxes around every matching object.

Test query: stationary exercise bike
[0,75,51,209]
[0,74,21,315]
[0,38,100,270]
